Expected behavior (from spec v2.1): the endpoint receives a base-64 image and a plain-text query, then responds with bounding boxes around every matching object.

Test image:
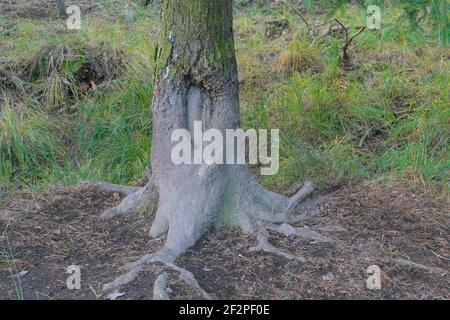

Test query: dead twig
[286,1,313,34]
[358,128,372,148]
[333,19,366,63]
[386,257,449,276]
[394,68,415,76]
[429,250,450,262]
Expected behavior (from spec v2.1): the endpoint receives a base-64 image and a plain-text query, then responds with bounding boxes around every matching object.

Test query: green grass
[0,104,67,185]
[73,74,153,185]
[0,1,448,194]
[238,2,449,191]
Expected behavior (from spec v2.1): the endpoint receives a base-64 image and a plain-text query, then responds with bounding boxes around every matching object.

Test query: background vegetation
[0,0,448,195]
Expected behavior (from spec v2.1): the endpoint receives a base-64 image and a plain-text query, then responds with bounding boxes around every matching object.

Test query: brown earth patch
[0,182,448,300]
[0,0,98,19]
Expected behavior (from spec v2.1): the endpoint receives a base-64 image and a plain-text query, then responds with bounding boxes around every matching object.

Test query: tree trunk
[56,0,67,17]
[102,0,324,298]
[150,0,241,258]
[148,0,314,258]
[140,0,153,6]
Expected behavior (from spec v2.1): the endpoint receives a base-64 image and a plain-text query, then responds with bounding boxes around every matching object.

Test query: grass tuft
[25,43,128,110]
[0,103,66,184]
[274,40,324,75]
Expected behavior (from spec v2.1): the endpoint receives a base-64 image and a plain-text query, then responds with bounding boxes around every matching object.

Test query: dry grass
[24,43,128,110]
[274,40,324,75]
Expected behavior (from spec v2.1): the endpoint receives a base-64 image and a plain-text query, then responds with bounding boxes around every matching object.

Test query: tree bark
[140,0,153,6]
[102,0,327,298]
[150,0,241,258]
[56,0,67,17]
[104,0,318,261]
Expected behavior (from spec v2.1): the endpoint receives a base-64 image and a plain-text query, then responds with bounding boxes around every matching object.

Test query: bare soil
[0,182,448,300]
[0,0,97,19]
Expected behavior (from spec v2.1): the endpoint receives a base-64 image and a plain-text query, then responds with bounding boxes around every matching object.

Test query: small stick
[286,1,313,34]
[334,19,366,62]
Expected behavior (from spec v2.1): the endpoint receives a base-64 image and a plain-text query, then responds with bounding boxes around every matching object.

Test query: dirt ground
[0,182,448,300]
[0,0,98,19]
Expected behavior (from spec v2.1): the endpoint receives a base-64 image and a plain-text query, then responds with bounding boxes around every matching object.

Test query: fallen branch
[79,181,141,196]
[286,1,313,34]
[386,258,449,276]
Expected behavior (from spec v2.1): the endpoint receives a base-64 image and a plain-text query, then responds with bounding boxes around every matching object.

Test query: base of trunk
[94,166,340,299]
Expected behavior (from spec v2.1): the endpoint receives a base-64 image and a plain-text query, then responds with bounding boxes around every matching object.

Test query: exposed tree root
[248,222,306,262]
[81,181,141,196]
[386,258,449,276]
[103,249,213,300]
[239,181,317,224]
[265,222,333,242]
[283,181,315,213]
[234,180,344,265]
[92,179,158,220]
[153,272,170,300]
[239,188,340,263]
[100,177,341,300]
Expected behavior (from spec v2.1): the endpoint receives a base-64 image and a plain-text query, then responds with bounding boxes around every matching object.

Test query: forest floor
[0,182,448,300]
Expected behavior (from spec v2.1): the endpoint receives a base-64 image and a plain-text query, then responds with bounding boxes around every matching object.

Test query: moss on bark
[155,0,235,82]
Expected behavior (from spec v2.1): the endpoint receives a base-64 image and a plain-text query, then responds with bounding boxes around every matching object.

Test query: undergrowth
[0,0,448,194]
